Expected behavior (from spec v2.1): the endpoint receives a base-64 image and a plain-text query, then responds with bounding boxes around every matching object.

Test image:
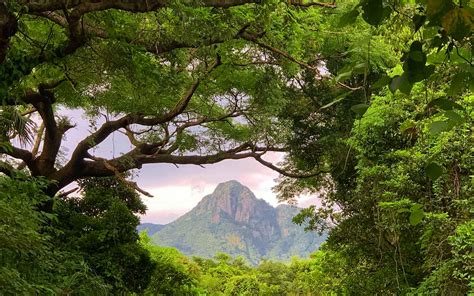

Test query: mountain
[137,223,165,236]
[142,180,325,264]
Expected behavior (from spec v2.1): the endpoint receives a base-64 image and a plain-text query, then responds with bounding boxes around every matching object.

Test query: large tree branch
[76,143,316,183]
[0,3,17,63]
[19,0,335,13]
[0,160,14,177]
[36,11,230,56]
[253,154,328,178]
[69,59,220,164]
[3,80,72,176]
[2,144,36,173]
[1,0,335,73]
[30,81,74,175]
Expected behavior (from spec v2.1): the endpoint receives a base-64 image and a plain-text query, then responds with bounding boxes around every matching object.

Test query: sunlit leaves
[428,110,464,135]
[427,98,465,135]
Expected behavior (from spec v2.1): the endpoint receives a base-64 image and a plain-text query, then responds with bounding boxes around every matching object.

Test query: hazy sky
[57,108,319,224]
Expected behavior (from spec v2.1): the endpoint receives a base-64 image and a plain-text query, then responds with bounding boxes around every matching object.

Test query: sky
[55,108,320,224]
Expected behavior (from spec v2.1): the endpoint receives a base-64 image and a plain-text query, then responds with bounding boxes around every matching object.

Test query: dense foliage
[0,175,155,295]
[1,0,472,294]
[275,1,473,295]
[140,235,350,296]
[0,175,111,295]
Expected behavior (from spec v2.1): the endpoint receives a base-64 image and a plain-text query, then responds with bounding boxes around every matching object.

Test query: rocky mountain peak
[196,180,273,224]
[146,181,326,264]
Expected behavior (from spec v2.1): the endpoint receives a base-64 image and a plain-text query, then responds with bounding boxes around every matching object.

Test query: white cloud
[140,184,214,223]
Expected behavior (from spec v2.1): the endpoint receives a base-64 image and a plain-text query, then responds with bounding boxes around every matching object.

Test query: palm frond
[0,107,36,147]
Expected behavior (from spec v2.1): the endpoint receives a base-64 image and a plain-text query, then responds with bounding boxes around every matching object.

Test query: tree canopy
[1,0,338,197]
[0,0,472,294]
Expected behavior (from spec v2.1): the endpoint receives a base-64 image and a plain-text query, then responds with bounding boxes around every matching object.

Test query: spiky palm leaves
[0,106,35,148]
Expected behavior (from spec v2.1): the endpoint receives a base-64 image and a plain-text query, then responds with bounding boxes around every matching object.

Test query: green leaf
[390,74,413,94]
[444,110,464,125]
[442,8,474,41]
[352,62,367,75]
[351,103,369,116]
[320,91,352,109]
[447,72,470,96]
[425,162,445,181]
[372,74,391,89]
[429,98,464,111]
[361,0,390,26]
[409,208,425,226]
[335,71,353,83]
[0,142,13,153]
[339,9,360,27]
[429,121,452,135]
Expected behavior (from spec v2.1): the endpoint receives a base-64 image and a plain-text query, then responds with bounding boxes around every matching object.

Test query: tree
[275,0,472,293]
[55,176,156,293]
[0,0,335,199]
[141,234,203,295]
[0,174,111,295]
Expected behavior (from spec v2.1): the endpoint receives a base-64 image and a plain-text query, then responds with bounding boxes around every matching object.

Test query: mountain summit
[142,180,325,264]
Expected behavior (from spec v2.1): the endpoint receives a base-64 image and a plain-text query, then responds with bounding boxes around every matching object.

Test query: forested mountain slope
[143,181,325,264]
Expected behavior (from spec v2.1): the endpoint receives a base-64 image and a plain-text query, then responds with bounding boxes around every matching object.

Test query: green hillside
[146,181,325,264]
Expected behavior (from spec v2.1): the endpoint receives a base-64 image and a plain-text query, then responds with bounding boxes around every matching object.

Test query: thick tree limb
[74,143,314,183]
[1,0,335,73]
[32,82,72,175]
[88,155,153,197]
[253,154,328,178]
[69,58,220,164]
[0,160,14,177]
[36,11,229,56]
[0,3,17,63]
[19,0,335,13]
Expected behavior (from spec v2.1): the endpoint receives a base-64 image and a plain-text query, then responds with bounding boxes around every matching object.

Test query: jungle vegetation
[0,0,472,295]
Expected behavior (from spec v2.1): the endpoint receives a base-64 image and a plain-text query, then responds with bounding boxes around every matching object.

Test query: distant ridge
[137,223,165,236]
[140,180,325,264]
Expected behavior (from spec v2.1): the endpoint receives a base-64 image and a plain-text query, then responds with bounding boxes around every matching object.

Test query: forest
[0,0,472,295]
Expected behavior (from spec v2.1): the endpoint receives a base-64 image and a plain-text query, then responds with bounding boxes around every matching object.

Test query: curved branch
[19,0,335,13]
[253,154,328,178]
[240,32,320,73]
[0,160,14,177]
[69,59,221,164]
